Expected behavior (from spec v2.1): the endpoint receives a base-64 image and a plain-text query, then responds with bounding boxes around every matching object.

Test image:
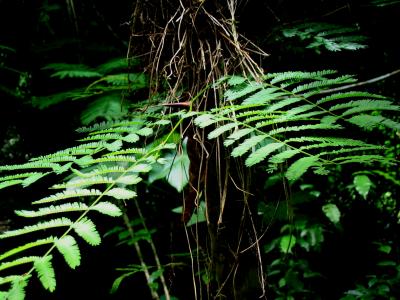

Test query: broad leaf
[322,203,341,224]
[353,174,372,199]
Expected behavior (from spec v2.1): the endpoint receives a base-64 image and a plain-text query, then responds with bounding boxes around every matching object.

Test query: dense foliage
[1,1,399,299]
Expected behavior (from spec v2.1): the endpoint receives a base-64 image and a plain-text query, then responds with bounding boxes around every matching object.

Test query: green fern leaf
[333,155,390,164]
[265,97,303,113]
[0,180,22,190]
[136,127,153,137]
[0,218,73,239]
[22,172,49,188]
[0,172,43,182]
[241,88,286,105]
[225,81,263,100]
[76,119,146,133]
[227,75,247,85]
[0,257,37,272]
[33,189,102,205]
[15,203,89,218]
[104,141,123,152]
[269,149,300,164]
[91,202,122,217]
[194,114,218,128]
[122,133,140,143]
[0,238,54,262]
[7,276,29,300]
[292,75,356,93]
[245,142,285,167]
[51,70,102,79]
[116,175,142,185]
[54,236,81,269]
[267,124,343,136]
[224,128,255,146]
[208,123,237,139]
[268,70,337,85]
[105,188,137,200]
[51,176,116,189]
[80,133,125,142]
[286,156,321,182]
[73,217,101,246]
[72,166,127,178]
[348,115,400,130]
[103,148,146,156]
[34,255,56,292]
[231,135,267,157]
[83,155,137,165]
[328,100,399,116]
[317,91,386,105]
[129,163,152,173]
[96,57,134,74]
[80,95,128,125]
[0,162,61,172]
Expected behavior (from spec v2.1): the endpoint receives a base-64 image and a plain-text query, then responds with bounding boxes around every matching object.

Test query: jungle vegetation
[0,0,400,299]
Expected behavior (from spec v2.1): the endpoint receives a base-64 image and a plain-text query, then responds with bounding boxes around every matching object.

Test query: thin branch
[319,68,400,94]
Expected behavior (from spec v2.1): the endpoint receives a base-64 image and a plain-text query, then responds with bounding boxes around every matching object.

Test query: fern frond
[266,124,343,136]
[79,133,125,142]
[332,155,392,164]
[95,57,132,74]
[317,146,385,158]
[245,142,285,167]
[224,128,255,146]
[335,100,400,116]
[103,147,146,156]
[225,81,264,101]
[6,276,29,300]
[34,255,56,292]
[0,238,54,262]
[0,218,73,239]
[105,187,137,200]
[72,217,101,246]
[208,123,238,139]
[268,70,337,85]
[76,119,146,133]
[42,63,101,79]
[0,180,22,190]
[268,149,300,164]
[227,75,247,85]
[129,163,153,173]
[0,257,37,272]
[317,91,386,105]
[15,203,90,218]
[285,156,321,181]
[231,135,267,157]
[348,115,400,130]
[72,165,127,178]
[29,142,106,161]
[89,126,141,135]
[18,201,122,218]
[241,88,287,105]
[292,75,356,93]
[0,162,61,172]
[194,114,219,128]
[264,97,303,113]
[54,236,81,269]
[51,176,116,189]
[136,127,153,137]
[0,172,43,182]
[82,155,137,165]
[91,202,122,216]
[32,189,102,205]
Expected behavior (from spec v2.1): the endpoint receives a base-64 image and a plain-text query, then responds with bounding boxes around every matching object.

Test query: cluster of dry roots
[128,1,269,298]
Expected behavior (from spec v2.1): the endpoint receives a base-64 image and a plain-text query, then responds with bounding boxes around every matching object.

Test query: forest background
[0,0,400,299]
